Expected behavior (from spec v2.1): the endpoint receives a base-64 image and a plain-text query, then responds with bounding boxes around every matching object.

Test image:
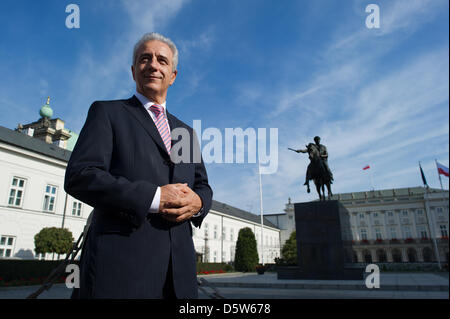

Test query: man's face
[314,138,320,145]
[132,40,177,101]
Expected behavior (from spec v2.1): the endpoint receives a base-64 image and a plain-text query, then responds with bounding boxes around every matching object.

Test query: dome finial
[39,96,53,119]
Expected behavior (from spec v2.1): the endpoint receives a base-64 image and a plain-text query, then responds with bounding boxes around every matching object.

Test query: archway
[363,250,372,263]
[352,250,358,263]
[407,248,417,262]
[376,249,387,263]
[392,249,402,262]
[423,247,434,262]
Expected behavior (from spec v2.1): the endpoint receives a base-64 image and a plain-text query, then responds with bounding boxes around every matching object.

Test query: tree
[34,227,74,260]
[281,231,297,265]
[234,227,259,272]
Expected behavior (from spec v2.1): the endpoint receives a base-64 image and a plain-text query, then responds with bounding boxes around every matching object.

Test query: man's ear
[169,70,178,86]
[131,65,136,81]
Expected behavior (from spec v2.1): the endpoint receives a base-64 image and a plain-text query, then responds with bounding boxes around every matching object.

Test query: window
[402,210,408,217]
[72,201,82,216]
[43,185,57,212]
[436,207,444,214]
[417,226,428,238]
[416,209,424,215]
[359,213,365,219]
[222,227,226,241]
[387,211,394,217]
[390,227,397,239]
[440,225,448,237]
[373,212,378,218]
[8,177,26,207]
[403,226,412,239]
[214,225,218,239]
[0,236,15,258]
[230,229,234,242]
[360,229,368,240]
[375,228,382,240]
[213,251,217,262]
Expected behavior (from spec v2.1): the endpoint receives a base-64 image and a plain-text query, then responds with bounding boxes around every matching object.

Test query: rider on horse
[295,136,333,193]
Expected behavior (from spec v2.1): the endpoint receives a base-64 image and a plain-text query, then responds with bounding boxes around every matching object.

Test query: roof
[211,200,279,229]
[0,125,72,162]
[65,129,79,151]
[331,186,447,201]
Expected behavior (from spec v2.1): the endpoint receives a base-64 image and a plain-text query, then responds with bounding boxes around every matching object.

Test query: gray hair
[132,32,179,72]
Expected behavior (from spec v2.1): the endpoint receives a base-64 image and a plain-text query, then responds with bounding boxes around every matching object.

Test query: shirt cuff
[193,207,203,217]
[149,187,161,213]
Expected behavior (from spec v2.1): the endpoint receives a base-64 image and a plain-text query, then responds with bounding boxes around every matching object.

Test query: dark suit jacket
[64,95,212,298]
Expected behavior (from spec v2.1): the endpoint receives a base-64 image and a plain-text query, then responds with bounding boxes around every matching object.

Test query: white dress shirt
[134,91,202,217]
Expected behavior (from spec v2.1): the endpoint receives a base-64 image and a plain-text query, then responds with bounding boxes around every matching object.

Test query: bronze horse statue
[305,143,333,201]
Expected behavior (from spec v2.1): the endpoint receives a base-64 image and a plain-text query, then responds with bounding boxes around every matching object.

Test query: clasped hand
[158,183,202,223]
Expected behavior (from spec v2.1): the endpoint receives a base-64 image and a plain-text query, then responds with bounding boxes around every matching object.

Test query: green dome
[40,97,53,118]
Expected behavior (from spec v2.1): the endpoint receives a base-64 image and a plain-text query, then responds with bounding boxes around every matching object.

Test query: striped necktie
[149,104,171,154]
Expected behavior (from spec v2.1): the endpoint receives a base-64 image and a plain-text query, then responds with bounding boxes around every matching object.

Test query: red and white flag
[436,162,449,177]
[363,165,370,170]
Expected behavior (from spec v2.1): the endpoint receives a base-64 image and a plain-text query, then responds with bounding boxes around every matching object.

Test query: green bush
[281,231,297,265]
[34,227,74,259]
[234,227,259,272]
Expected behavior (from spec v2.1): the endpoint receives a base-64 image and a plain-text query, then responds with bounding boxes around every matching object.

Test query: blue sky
[0,0,448,214]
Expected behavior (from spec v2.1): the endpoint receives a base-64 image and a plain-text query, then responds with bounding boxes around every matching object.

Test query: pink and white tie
[149,104,171,154]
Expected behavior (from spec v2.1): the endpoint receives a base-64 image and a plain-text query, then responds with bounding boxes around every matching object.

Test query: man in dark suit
[64,32,213,299]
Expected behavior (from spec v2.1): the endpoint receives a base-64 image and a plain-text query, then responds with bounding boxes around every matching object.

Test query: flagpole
[258,159,264,266]
[435,159,444,191]
[363,165,374,190]
[423,186,442,270]
[369,169,375,191]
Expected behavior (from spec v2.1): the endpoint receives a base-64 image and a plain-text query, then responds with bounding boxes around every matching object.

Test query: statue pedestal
[277,200,363,280]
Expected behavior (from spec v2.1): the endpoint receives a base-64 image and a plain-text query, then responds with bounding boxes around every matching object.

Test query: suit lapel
[122,95,170,158]
[166,110,181,134]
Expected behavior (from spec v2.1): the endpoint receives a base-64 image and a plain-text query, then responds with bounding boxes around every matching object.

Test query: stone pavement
[199,271,449,292]
[0,272,448,299]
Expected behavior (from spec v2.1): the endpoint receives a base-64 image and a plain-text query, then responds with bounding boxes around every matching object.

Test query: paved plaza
[0,272,448,299]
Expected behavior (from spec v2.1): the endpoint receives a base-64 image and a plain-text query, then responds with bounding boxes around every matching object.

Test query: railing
[349,237,449,245]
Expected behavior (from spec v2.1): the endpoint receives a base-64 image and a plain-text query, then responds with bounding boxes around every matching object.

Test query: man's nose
[148,57,159,70]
